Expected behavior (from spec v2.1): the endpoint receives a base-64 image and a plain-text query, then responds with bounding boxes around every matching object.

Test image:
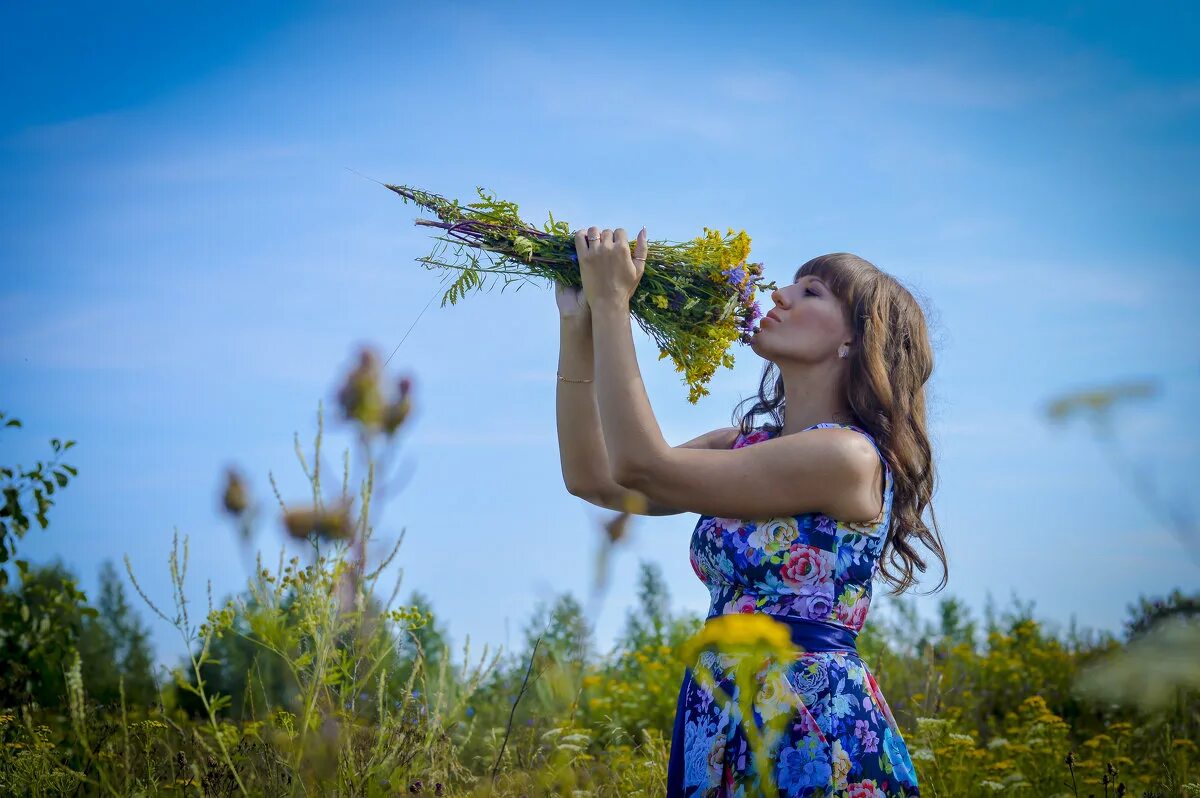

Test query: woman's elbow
[610,462,647,491]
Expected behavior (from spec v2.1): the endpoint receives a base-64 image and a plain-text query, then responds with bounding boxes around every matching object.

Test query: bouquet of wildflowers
[387,183,777,403]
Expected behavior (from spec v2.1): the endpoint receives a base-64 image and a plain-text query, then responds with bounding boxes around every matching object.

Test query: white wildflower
[65,649,86,743]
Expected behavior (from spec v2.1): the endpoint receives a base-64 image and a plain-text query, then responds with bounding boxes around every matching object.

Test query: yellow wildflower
[680,613,798,666]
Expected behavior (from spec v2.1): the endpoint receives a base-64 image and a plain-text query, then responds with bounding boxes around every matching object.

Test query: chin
[748,337,774,362]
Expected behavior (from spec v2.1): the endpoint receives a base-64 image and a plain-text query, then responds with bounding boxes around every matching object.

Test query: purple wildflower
[722,266,747,288]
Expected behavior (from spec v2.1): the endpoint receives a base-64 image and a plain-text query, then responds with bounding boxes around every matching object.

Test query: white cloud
[812,52,1085,111]
[0,298,148,372]
[1109,79,1200,119]
[2,109,133,150]
[117,140,312,183]
[931,257,1183,311]
[709,69,797,105]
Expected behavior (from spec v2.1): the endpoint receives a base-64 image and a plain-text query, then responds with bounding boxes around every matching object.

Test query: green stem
[186,635,249,797]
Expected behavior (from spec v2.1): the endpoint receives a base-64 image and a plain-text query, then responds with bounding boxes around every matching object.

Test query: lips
[764,310,782,324]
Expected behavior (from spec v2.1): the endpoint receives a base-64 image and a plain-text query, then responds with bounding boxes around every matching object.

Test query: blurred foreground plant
[676,613,800,798]
[122,344,500,794]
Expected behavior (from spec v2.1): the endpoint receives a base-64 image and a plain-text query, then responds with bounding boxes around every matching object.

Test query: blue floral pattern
[669,422,920,797]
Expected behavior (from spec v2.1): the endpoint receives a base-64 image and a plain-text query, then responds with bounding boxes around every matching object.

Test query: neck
[776,360,855,436]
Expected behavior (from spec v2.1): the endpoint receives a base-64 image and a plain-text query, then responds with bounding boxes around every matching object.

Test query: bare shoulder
[799,427,885,523]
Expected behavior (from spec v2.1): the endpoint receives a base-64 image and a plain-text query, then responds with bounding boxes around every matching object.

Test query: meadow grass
[1,348,1196,796]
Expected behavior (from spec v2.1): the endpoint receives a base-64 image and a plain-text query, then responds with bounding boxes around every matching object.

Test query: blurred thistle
[382,375,413,435]
[591,492,648,599]
[336,345,415,438]
[1044,379,1159,427]
[1045,377,1199,566]
[281,499,355,543]
[604,492,647,545]
[337,348,384,426]
[220,466,250,517]
[219,465,258,545]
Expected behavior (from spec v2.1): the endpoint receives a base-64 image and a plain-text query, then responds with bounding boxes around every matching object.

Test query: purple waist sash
[709,612,860,653]
[665,613,858,797]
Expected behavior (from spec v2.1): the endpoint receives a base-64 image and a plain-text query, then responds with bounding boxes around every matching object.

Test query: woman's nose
[771,288,788,307]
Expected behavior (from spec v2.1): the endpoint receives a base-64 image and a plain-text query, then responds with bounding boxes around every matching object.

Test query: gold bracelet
[557,372,594,383]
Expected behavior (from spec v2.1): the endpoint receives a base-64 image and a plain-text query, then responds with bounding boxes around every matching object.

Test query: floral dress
[667,422,920,797]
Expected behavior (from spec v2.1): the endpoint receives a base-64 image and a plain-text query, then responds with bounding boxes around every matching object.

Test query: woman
[556,225,945,797]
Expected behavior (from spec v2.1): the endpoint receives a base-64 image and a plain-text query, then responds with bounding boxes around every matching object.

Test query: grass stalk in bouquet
[386,183,778,404]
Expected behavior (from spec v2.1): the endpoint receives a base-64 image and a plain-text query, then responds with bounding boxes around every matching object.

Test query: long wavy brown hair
[732,252,948,596]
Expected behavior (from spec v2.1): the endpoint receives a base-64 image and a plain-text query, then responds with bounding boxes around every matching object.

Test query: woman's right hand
[555,282,591,326]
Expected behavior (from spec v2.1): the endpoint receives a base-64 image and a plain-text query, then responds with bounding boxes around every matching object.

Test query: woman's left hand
[575,226,648,308]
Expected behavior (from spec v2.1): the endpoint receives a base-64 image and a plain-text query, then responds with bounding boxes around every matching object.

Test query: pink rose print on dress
[794,703,825,739]
[735,429,770,448]
[846,780,887,798]
[723,593,758,614]
[837,593,871,631]
[712,516,743,533]
[781,544,831,588]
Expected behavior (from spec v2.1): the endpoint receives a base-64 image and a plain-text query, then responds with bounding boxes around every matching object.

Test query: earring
[839,345,849,359]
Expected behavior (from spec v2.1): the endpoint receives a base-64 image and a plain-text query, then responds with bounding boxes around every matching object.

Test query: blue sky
[2,0,1198,670]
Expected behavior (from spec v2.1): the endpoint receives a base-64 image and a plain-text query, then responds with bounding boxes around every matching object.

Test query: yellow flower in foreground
[680,613,798,666]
